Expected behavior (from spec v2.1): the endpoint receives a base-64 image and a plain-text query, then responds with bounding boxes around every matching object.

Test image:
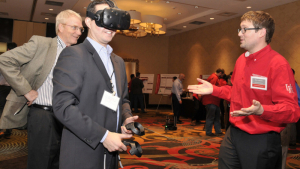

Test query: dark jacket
[131,77,144,94]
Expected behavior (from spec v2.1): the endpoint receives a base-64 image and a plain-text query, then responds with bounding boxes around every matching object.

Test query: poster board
[140,74,154,94]
[155,74,179,95]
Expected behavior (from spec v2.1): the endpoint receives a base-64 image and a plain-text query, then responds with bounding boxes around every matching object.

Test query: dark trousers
[192,97,202,122]
[133,94,144,112]
[172,94,182,120]
[0,85,12,135]
[205,104,221,135]
[219,126,282,169]
[27,107,63,169]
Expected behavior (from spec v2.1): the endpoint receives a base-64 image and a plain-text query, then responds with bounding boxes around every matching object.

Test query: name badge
[250,76,267,90]
[100,90,120,111]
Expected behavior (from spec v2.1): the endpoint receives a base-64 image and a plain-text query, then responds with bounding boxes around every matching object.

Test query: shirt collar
[87,37,113,56]
[57,36,67,49]
[244,44,271,60]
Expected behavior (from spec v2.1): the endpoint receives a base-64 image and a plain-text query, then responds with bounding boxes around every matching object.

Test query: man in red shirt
[188,11,300,169]
[202,69,224,136]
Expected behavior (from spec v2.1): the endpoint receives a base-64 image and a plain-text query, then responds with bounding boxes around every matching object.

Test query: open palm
[188,78,213,95]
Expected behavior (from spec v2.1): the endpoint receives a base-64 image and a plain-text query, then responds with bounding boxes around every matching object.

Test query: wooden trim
[123,58,139,73]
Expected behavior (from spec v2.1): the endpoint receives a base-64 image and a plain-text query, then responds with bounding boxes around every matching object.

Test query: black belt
[32,104,53,112]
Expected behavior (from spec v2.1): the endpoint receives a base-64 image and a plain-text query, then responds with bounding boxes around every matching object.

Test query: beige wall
[12,20,46,46]
[169,1,300,90]
[110,34,171,104]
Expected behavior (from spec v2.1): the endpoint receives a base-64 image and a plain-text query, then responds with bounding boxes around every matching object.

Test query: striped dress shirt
[33,36,66,106]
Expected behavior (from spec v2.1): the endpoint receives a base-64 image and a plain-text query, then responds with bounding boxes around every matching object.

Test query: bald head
[179,73,185,81]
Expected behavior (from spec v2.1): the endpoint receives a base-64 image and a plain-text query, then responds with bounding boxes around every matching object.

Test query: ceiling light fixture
[143,0,162,3]
[195,6,198,8]
[178,13,181,15]
[140,15,163,34]
[183,26,187,28]
[49,9,53,11]
[247,6,251,9]
[118,11,166,38]
[210,18,214,20]
[45,18,49,20]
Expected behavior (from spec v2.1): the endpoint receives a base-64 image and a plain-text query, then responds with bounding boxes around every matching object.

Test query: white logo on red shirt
[286,84,294,93]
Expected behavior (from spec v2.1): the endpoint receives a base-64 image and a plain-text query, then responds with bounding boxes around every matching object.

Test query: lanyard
[109,71,116,96]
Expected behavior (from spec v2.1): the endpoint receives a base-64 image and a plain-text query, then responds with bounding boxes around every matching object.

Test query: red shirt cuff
[212,85,221,96]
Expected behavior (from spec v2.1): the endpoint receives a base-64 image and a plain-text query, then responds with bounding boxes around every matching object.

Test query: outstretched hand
[188,78,213,95]
[230,100,264,117]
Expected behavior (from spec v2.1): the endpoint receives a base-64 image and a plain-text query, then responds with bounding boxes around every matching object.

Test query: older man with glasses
[0,9,82,169]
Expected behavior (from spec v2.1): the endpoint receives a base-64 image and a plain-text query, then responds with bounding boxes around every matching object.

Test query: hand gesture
[24,90,38,106]
[231,100,264,117]
[103,132,132,152]
[188,78,213,95]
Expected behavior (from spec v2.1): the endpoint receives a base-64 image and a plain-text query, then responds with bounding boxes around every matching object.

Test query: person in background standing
[131,72,146,113]
[171,73,185,124]
[201,68,224,136]
[0,9,83,169]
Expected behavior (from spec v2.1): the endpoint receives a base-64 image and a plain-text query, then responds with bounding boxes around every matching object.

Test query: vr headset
[86,7,131,31]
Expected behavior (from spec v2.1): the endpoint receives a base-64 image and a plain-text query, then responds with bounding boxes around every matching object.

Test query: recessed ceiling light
[178,13,181,15]
[84,7,86,9]
[247,6,251,9]
[49,9,53,11]
[210,18,214,20]
[195,6,198,9]
[183,26,187,28]
[45,18,49,20]
[166,1,169,3]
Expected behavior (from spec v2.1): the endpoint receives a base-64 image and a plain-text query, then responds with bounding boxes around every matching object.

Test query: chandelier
[143,0,163,3]
[118,10,166,38]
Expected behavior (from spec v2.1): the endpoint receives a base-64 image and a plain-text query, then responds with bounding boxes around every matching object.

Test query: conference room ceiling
[0,0,297,36]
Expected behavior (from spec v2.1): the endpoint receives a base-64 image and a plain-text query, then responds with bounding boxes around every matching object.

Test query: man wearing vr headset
[53,0,138,169]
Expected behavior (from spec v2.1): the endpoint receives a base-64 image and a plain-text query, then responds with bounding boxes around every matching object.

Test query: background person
[201,68,224,136]
[131,72,146,113]
[0,9,82,169]
[171,73,185,124]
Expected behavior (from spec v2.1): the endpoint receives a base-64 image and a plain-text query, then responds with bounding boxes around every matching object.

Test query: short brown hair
[241,11,275,44]
[87,0,113,14]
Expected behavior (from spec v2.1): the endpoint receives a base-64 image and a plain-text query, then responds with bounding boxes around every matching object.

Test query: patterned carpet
[0,109,300,169]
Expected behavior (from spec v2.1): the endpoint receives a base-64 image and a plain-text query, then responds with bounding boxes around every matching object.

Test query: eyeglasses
[63,24,84,33]
[238,27,262,34]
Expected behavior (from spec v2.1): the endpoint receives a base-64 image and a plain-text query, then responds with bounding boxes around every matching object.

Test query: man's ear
[58,23,64,33]
[259,28,267,38]
[85,17,92,29]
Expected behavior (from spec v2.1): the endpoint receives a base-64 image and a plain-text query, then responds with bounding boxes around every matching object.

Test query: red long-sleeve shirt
[212,45,300,134]
[202,73,220,106]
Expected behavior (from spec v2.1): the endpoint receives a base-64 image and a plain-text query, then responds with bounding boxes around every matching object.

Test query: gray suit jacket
[0,36,57,129]
[52,39,132,169]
